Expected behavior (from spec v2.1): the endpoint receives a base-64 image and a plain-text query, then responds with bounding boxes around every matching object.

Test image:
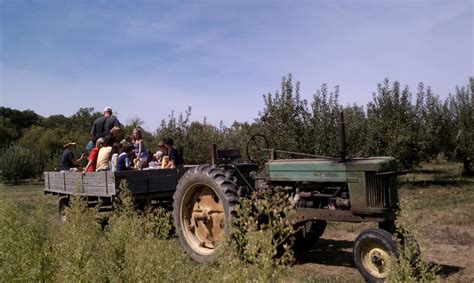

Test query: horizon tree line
[0,74,472,182]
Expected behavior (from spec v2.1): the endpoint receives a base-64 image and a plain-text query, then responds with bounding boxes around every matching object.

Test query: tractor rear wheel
[353,228,398,282]
[173,165,239,263]
[293,220,327,259]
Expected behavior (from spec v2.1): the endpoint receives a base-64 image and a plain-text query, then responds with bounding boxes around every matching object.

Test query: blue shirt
[133,142,147,159]
[117,152,132,171]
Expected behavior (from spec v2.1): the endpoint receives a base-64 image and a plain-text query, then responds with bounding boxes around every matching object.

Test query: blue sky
[1,0,472,131]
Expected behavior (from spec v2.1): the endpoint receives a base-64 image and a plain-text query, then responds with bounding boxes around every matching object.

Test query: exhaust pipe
[338,111,346,162]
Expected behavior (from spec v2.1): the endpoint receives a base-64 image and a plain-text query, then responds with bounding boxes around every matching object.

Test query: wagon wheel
[353,228,398,282]
[58,197,69,222]
[173,165,239,262]
[246,134,270,164]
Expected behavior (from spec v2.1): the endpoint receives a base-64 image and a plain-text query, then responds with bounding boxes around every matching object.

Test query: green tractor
[172,113,404,282]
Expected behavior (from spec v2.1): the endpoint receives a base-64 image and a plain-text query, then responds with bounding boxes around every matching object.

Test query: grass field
[1,162,473,281]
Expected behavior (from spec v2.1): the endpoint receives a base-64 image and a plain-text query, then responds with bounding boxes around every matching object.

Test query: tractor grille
[365,173,398,209]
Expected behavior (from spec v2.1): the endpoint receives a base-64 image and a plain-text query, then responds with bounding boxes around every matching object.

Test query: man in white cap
[90,106,121,144]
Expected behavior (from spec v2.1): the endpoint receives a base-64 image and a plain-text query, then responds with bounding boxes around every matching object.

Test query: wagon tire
[173,165,239,263]
[58,197,69,222]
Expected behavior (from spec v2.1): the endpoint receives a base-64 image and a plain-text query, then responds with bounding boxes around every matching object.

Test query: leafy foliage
[343,104,368,157]
[0,107,40,142]
[389,201,439,282]
[446,83,474,175]
[311,84,341,157]
[0,144,45,183]
[0,194,52,281]
[233,191,295,268]
[366,79,420,168]
[1,75,473,176]
[259,74,312,157]
[0,181,302,281]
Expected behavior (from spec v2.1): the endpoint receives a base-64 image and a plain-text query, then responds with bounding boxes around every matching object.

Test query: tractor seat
[217,149,241,163]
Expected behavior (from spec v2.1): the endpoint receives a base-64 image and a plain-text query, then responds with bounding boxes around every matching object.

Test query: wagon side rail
[44,171,116,197]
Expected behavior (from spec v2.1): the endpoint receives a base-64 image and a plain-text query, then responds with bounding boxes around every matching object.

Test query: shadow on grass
[411,169,446,174]
[296,239,466,279]
[436,263,464,278]
[296,238,354,267]
[401,179,474,188]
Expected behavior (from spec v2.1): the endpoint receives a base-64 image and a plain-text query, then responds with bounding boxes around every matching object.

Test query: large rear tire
[293,220,327,259]
[173,165,239,263]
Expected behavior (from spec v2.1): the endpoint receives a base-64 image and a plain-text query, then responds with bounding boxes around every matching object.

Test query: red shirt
[86,147,100,172]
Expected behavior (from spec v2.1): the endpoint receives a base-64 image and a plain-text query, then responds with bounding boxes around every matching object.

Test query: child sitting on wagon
[116,142,134,171]
[83,138,104,174]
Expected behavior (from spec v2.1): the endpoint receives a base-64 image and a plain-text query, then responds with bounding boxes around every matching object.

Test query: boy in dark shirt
[164,138,183,168]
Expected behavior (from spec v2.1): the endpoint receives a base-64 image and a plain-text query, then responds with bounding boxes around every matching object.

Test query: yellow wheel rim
[360,240,392,278]
[180,184,225,255]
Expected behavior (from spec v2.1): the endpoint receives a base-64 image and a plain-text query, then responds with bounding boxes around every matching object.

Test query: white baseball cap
[104,106,113,113]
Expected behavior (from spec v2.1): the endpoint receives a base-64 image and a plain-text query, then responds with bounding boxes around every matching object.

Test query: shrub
[230,190,295,281]
[0,144,45,183]
[50,195,107,281]
[389,201,439,282]
[0,180,308,282]
[0,193,52,281]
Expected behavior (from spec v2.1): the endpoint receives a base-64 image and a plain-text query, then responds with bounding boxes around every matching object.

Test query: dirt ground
[2,163,473,281]
[293,164,474,282]
[294,225,474,282]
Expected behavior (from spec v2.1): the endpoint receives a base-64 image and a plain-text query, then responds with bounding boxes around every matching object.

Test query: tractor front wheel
[353,228,398,282]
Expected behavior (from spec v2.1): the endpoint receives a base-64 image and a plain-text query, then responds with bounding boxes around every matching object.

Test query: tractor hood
[265,157,398,183]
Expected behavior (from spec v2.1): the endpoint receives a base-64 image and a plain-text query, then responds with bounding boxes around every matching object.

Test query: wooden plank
[64,172,83,194]
[48,172,65,179]
[107,173,115,195]
[148,169,179,193]
[83,185,108,196]
[114,171,148,194]
[48,172,66,191]
[46,188,73,195]
[83,172,114,196]
[44,172,50,191]
[83,172,108,187]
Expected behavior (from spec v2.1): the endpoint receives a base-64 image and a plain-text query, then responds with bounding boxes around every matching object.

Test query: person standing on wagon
[90,107,121,144]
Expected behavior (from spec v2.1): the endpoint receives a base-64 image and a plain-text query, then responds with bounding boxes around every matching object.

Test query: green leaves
[0,144,45,183]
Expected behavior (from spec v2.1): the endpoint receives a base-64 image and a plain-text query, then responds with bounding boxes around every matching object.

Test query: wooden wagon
[44,167,193,219]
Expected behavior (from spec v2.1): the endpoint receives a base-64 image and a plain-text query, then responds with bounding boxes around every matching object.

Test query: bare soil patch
[292,164,474,281]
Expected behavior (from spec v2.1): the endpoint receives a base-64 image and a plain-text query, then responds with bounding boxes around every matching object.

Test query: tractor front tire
[172,165,239,263]
[353,228,398,282]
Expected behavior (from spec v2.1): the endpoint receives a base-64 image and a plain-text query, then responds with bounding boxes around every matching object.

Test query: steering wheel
[246,134,270,164]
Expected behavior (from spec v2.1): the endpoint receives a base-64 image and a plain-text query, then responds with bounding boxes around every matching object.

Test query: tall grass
[0,181,303,282]
[0,193,52,281]
[389,200,439,282]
